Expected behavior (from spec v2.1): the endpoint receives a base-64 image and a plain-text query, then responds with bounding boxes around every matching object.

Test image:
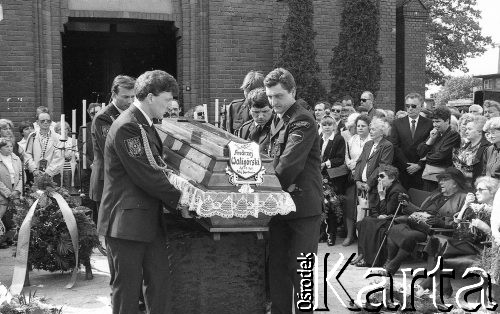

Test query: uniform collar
[133,101,153,127]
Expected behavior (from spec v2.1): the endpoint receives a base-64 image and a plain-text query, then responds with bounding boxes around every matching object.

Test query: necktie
[274,117,280,127]
[411,119,416,139]
[251,125,262,143]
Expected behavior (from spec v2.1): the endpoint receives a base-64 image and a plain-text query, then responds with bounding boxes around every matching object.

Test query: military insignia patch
[291,121,310,129]
[289,131,304,144]
[102,125,110,137]
[124,136,144,158]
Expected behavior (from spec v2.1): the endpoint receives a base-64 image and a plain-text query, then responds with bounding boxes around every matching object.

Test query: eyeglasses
[360,99,369,102]
[406,104,418,109]
[0,126,12,130]
[39,119,52,124]
[332,109,341,113]
[378,173,386,179]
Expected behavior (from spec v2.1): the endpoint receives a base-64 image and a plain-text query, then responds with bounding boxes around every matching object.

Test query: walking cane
[370,193,408,268]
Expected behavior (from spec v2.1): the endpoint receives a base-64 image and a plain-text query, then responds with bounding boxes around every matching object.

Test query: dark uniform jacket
[78,121,94,169]
[354,137,394,189]
[390,116,433,169]
[237,117,273,155]
[417,126,461,168]
[98,105,180,242]
[225,98,251,134]
[482,144,500,179]
[268,102,322,220]
[89,103,120,202]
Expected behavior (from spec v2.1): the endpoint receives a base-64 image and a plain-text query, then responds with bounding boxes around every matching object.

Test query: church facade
[0,0,428,125]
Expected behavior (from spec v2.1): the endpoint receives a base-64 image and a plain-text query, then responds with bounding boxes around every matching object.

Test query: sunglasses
[406,104,418,109]
[378,173,386,179]
[39,119,52,124]
[360,99,369,102]
[332,109,341,113]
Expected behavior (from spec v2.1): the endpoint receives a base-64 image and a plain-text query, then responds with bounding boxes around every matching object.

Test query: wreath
[12,174,100,273]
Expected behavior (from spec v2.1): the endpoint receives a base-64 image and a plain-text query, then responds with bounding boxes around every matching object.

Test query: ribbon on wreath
[9,192,79,295]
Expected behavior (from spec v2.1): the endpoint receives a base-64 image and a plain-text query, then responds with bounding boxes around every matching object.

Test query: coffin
[155,118,295,232]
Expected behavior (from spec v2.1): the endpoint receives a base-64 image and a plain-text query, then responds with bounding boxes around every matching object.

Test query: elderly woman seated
[384,168,468,277]
[418,176,499,297]
[351,165,407,267]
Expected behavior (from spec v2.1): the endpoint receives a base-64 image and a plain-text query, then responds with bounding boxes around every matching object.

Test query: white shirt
[362,141,378,182]
[134,101,153,126]
[0,153,15,184]
[346,134,371,168]
[321,132,336,168]
[408,115,420,131]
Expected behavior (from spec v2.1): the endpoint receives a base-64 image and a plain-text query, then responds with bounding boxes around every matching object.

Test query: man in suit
[90,75,135,206]
[389,93,433,190]
[78,103,102,221]
[225,70,264,134]
[98,70,181,314]
[265,68,322,314]
[314,101,329,134]
[359,91,376,118]
[237,87,273,155]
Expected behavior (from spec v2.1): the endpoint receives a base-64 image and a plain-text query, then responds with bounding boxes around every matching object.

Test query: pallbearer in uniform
[237,87,274,155]
[98,70,181,314]
[265,68,322,314]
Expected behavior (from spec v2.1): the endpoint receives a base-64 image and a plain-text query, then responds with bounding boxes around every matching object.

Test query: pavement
[0,236,494,313]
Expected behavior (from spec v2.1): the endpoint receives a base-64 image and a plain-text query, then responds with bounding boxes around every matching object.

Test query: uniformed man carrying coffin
[98,70,181,314]
[264,68,323,314]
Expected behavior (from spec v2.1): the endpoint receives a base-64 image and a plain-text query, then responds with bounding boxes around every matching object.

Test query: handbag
[327,164,350,179]
[407,212,434,235]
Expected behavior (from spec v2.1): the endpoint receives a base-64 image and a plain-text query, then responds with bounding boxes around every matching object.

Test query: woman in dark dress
[352,165,407,267]
[319,115,347,246]
[384,168,468,277]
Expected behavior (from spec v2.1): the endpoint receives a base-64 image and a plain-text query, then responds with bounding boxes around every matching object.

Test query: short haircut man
[264,67,323,314]
[360,91,375,118]
[225,70,265,133]
[99,70,180,314]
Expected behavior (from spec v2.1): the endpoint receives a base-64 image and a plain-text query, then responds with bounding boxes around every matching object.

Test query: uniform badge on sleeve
[124,136,144,158]
[102,125,110,137]
[289,131,304,144]
[291,121,310,129]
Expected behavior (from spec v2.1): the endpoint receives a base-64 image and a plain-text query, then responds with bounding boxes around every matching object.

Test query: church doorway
[62,18,178,121]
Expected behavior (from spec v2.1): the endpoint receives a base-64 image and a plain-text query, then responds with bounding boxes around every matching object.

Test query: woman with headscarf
[384,168,468,279]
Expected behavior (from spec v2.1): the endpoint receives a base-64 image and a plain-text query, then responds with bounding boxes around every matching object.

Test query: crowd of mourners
[224,70,500,299]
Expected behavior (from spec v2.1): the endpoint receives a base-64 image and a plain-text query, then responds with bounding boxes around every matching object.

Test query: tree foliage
[434,75,481,106]
[275,0,326,106]
[328,0,382,105]
[426,0,492,84]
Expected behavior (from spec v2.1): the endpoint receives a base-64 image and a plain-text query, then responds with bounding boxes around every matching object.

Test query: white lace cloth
[168,172,296,218]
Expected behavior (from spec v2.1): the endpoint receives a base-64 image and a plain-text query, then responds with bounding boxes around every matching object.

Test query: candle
[72,109,76,133]
[82,99,87,127]
[215,99,219,126]
[60,114,67,141]
[82,100,87,170]
[203,104,208,123]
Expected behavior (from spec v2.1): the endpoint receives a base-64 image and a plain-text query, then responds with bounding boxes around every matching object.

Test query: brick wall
[402,0,428,102]
[0,1,37,127]
[0,0,428,127]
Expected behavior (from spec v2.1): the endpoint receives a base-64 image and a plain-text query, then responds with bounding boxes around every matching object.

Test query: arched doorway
[62,18,178,121]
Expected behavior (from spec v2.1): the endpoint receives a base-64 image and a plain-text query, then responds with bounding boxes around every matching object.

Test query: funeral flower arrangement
[0,283,62,314]
[12,174,99,272]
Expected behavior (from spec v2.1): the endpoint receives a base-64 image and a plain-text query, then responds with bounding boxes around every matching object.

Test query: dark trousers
[106,235,172,314]
[269,215,321,314]
[399,169,424,191]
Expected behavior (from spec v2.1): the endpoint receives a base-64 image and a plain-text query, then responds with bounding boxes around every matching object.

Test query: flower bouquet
[0,283,62,314]
[10,174,99,292]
